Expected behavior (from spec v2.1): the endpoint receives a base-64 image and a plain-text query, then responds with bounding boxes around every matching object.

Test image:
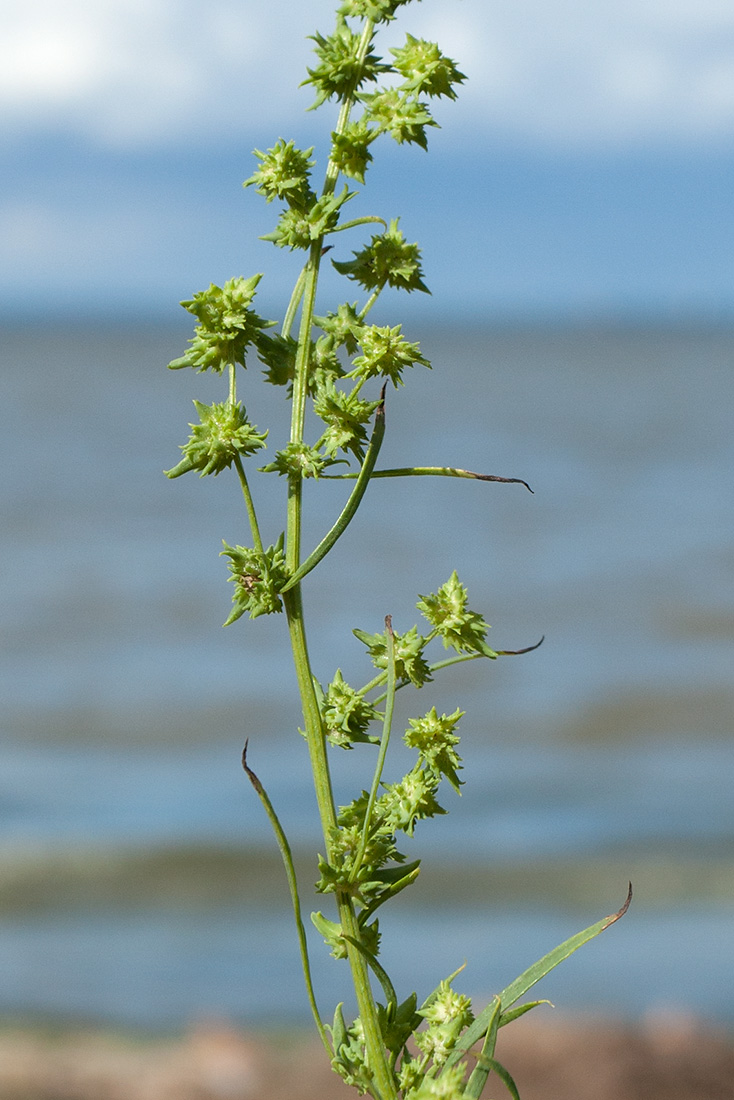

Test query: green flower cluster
[220,536,288,622]
[353,623,432,688]
[260,185,356,251]
[168,275,273,374]
[243,139,316,209]
[258,441,334,480]
[353,573,498,694]
[303,14,465,154]
[338,0,415,23]
[418,571,499,658]
[316,696,463,906]
[313,379,380,459]
[305,21,391,108]
[321,669,382,747]
[333,220,429,294]
[349,323,430,386]
[277,298,430,463]
[165,400,267,479]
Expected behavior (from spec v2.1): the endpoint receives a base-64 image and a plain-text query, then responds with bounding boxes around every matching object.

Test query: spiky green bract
[363,87,436,148]
[415,979,474,1066]
[329,1008,374,1094]
[313,380,380,459]
[403,1062,467,1100]
[378,763,446,836]
[353,624,432,687]
[255,332,298,388]
[314,302,364,354]
[317,701,464,904]
[322,669,382,747]
[261,186,355,250]
[418,571,499,658]
[378,992,422,1057]
[168,276,273,373]
[330,118,378,184]
[165,400,267,479]
[304,20,391,108]
[390,34,466,99]
[220,536,288,622]
[259,442,333,479]
[404,707,463,793]
[311,337,346,389]
[338,0,416,22]
[350,323,430,386]
[320,788,402,896]
[243,140,316,209]
[332,219,429,293]
[312,909,378,961]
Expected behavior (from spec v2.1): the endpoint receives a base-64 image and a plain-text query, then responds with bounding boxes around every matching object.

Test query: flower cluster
[243,139,316,209]
[168,276,273,374]
[349,322,429,386]
[418,571,499,658]
[258,441,333,479]
[332,220,429,293]
[220,537,288,622]
[321,669,382,747]
[352,623,431,688]
[165,400,267,479]
[260,186,355,251]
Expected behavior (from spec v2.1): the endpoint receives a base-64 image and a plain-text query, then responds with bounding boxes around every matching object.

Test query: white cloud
[1,0,734,147]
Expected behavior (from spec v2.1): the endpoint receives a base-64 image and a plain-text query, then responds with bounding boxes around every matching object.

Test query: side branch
[242,742,331,1056]
[281,386,387,592]
[322,465,533,493]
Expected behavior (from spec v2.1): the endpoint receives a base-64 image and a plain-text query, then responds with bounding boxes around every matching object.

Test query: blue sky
[2,0,734,322]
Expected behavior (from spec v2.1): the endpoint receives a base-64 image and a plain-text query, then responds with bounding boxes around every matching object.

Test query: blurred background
[1,0,733,1038]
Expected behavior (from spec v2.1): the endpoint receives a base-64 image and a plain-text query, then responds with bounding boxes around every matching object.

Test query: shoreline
[1,1013,733,1100]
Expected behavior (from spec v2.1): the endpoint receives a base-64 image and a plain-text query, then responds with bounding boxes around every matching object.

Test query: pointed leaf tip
[604,881,633,929]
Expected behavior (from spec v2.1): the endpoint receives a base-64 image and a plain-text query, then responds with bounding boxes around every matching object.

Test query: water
[1,323,732,1030]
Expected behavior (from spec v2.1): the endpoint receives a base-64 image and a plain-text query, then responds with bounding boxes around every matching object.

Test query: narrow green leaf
[498,999,553,1027]
[242,744,332,1056]
[320,465,533,493]
[473,1056,521,1100]
[359,862,421,923]
[498,884,632,1016]
[445,885,632,1070]
[463,995,500,1100]
[350,614,397,883]
[280,386,387,591]
[329,215,388,234]
[342,933,398,1013]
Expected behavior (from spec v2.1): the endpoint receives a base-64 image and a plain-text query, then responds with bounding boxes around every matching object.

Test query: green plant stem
[350,616,396,884]
[320,466,533,492]
[284,586,396,1100]
[281,390,386,593]
[359,286,383,320]
[242,745,331,1058]
[283,587,337,844]
[283,264,308,338]
[286,240,322,571]
[233,455,264,555]
[360,638,544,706]
[282,17,396,1099]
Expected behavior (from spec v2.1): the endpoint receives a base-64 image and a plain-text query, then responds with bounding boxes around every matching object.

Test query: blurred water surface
[1,323,732,1029]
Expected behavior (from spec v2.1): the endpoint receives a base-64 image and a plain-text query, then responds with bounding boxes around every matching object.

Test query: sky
[2,0,734,322]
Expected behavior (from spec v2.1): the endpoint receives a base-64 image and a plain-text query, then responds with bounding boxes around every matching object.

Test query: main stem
[283,594,396,1100]
[283,18,395,1098]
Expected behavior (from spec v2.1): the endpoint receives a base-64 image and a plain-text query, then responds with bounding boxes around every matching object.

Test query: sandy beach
[1,1014,733,1100]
